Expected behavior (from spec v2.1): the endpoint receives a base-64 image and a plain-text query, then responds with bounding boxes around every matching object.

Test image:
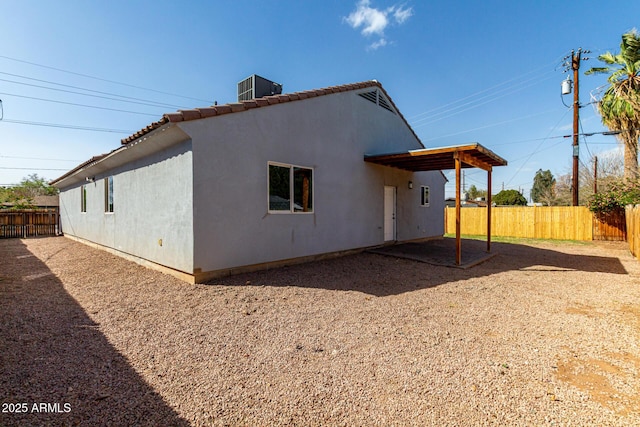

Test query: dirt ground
[1,236,639,426]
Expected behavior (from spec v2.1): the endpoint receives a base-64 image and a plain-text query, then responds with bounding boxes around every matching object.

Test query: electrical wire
[0,167,68,171]
[504,109,571,186]
[0,155,82,162]
[1,118,134,133]
[419,107,562,143]
[0,91,159,116]
[407,58,562,122]
[508,138,567,164]
[0,76,187,110]
[0,54,214,104]
[411,73,556,128]
[578,118,593,159]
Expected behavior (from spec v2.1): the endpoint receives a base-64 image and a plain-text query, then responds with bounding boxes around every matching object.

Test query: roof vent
[238,74,283,101]
[358,88,396,115]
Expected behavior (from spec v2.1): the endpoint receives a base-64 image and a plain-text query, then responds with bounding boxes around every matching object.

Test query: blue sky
[0,0,638,199]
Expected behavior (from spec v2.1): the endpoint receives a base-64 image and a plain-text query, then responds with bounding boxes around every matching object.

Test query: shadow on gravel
[0,239,189,427]
[212,238,628,297]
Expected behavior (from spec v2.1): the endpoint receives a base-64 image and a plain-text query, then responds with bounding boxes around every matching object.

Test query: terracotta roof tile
[241,100,259,108]
[50,153,110,185]
[214,105,232,115]
[198,107,218,118]
[229,103,247,113]
[180,109,202,121]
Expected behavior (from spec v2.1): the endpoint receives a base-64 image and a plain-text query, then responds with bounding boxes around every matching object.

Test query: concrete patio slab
[368,237,496,268]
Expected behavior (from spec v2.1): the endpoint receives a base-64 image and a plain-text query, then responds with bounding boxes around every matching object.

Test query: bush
[493,189,527,206]
[587,179,640,213]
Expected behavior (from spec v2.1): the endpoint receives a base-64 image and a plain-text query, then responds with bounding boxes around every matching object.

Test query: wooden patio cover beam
[365,143,507,265]
[364,143,507,173]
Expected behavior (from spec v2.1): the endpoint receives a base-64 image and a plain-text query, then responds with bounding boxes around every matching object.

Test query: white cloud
[368,38,388,50]
[392,5,413,24]
[345,0,389,36]
[344,0,413,49]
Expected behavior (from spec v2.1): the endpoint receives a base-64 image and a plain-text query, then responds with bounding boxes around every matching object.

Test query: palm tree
[586,29,640,182]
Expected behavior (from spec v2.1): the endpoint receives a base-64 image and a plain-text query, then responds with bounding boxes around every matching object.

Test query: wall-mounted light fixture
[85,176,95,183]
[408,181,413,189]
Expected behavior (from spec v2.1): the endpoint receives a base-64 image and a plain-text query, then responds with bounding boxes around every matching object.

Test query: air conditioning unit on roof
[237,74,283,102]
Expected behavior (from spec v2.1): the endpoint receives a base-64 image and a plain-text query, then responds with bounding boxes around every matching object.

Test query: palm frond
[598,52,617,65]
[585,66,611,75]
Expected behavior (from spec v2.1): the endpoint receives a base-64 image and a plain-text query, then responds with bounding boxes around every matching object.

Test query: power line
[0,167,68,171]
[0,54,214,104]
[1,118,134,133]
[0,76,187,110]
[411,73,556,128]
[578,117,593,159]
[420,107,561,143]
[407,58,561,122]
[0,155,83,162]
[0,91,159,116]
[508,138,567,164]
[505,109,571,186]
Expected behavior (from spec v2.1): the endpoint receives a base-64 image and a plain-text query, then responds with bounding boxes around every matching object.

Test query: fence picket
[0,209,60,239]
[444,206,624,241]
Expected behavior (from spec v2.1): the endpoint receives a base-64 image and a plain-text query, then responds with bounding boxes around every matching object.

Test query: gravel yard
[1,236,640,426]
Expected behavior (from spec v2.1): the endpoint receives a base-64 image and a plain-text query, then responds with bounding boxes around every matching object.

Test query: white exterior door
[384,186,396,241]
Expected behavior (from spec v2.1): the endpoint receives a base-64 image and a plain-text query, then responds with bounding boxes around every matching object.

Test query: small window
[80,185,87,213]
[421,186,430,207]
[268,163,313,213]
[105,176,114,213]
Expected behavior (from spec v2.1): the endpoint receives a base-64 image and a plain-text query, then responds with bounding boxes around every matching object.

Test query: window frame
[104,176,114,213]
[80,184,87,213]
[267,161,314,214]
[420,185,430,207]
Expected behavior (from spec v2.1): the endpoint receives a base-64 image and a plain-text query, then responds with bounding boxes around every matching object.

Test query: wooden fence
[445,206,625,241]
[626,205,640,258]
[0,209,60,238]
[593,210,626,241]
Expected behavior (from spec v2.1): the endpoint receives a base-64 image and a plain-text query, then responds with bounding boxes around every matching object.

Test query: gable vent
[358,89,396,115]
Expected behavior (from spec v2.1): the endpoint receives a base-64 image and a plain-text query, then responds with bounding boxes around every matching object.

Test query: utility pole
[562,48,590,206]
[571,50,581,206]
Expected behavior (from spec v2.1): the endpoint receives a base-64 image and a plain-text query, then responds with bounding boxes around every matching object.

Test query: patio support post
[487,169,492,253]
[455,155,462,265]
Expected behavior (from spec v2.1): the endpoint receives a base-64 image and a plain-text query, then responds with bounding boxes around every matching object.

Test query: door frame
[384,186,396,242]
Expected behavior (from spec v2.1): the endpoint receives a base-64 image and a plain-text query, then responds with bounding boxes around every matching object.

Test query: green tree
[467,184,487,201]
[493,189,527,206]
[531,169,556,205]
[0,174,58,209]
[586,29,640,182]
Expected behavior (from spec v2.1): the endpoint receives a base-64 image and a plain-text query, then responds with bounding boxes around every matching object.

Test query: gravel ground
[1,236,640,426]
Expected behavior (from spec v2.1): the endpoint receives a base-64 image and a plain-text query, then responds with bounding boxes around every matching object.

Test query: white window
[421,186,430,207]
[268,162,313,213]
[80,185,87,213]
[104,176,114,213]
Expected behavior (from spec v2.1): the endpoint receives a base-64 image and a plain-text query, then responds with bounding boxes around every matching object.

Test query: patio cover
[365,143,507,265]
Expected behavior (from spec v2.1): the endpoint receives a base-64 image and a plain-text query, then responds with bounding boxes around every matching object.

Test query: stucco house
[52,80,450,283]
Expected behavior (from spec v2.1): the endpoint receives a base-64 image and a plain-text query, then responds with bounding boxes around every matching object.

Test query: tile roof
[49,153,109,186]
[52,80,424,187]
[121,80,422,146]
